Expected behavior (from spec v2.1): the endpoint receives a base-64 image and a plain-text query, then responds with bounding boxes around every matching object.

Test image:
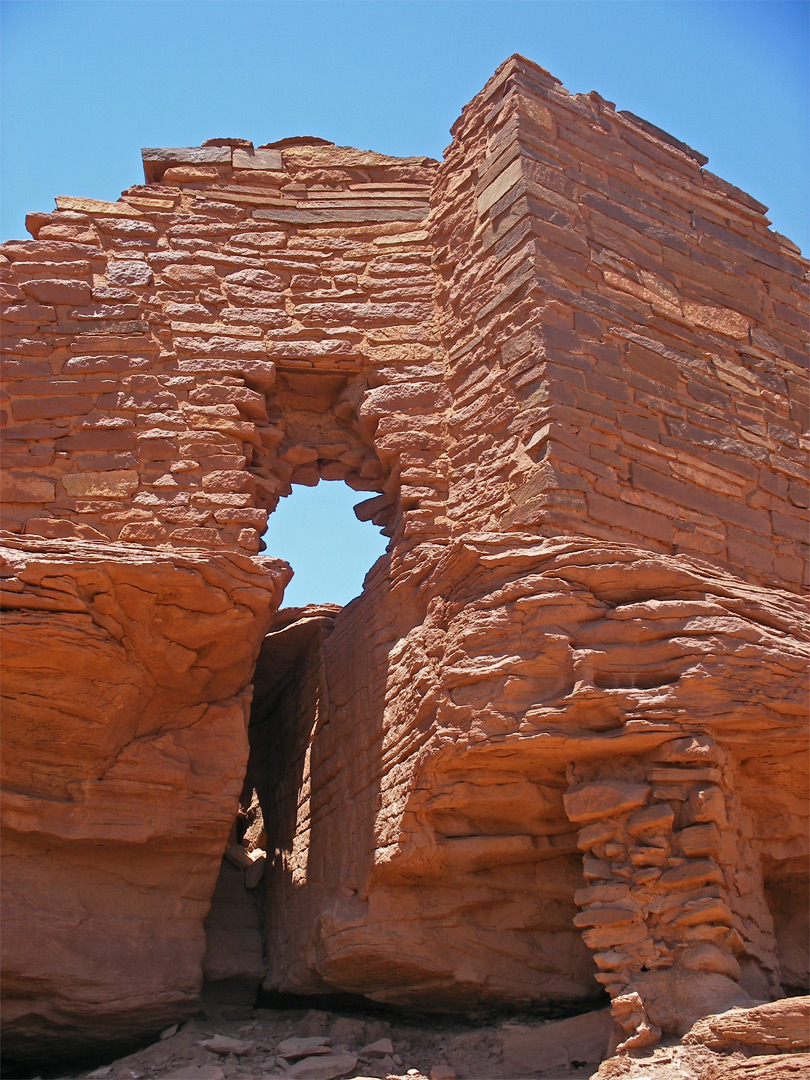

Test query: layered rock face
[1,53,807,1068]
[0,536,289,1064]
[255,537,808,1026]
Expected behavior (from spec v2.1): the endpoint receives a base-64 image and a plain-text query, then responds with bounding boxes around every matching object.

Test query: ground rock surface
[595,996,810,1080]
[27,997,808,1080]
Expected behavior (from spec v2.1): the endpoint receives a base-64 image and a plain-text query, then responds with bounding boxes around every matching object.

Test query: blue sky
[2,1,807,605]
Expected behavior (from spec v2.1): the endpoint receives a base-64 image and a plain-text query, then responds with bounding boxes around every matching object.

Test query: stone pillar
[564,733,781,1050]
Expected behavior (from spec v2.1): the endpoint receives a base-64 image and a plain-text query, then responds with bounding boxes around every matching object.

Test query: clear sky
[2,0,807,605]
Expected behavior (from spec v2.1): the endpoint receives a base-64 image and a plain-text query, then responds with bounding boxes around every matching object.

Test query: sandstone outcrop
[594,996,810,1080]
[0,535,289,1065]
[1,53,807,1071]
[255,535,808,1026]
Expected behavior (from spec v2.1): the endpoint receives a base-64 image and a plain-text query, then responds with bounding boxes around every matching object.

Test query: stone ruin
[1,54,807,1074]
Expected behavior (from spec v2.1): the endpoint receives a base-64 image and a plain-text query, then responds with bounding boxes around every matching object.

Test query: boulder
[0,535,288,1066]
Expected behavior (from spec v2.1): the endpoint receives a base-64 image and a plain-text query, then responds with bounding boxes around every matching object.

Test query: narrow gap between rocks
[200,480,389,1011]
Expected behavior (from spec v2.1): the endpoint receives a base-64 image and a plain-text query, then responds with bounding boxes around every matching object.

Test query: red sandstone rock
[684,995,810,1052]
[0,52,807,1072]
[256,537,808,1019]
[502,1008,614,1071]
[0,535,289,1064]
[594,997,810,1080]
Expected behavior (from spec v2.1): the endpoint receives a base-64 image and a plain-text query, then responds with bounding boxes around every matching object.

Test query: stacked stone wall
[1,140,445,555]
[1,54,807,1063]
[431,57,807,591]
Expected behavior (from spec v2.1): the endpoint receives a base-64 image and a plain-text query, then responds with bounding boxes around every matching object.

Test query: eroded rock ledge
[253,534,809,1037]
[0,535,289,1065]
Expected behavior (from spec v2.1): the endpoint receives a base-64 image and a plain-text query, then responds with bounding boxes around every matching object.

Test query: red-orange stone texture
[0,537,289,1062]
[1,55,807,1067]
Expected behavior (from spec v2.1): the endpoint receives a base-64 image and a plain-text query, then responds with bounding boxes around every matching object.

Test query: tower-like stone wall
[1,55,807,1067]
[432,58,807,587]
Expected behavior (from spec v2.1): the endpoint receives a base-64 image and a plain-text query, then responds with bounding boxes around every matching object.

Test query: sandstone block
[678,823,721,858]
[627,803,675,836]
[21,278,91,304]
[278,1036,332,1058]
[361,1038,395,1057]
[232,148,283,170]
[253,206,428,223]
[118,521,168,543]
[0,536,289,1065]
[12,394,93,420]
[55,196,144,217]
[502,1009,613,1071]
[685,995,810,1052]
[577,820,617,849]
[583,923,649,950]
[142,145,230,180]
[62,470,140,498]
[285,1054,359,1080]
[680,942,741,979]
[107,260,153,287]
[573,906,640,928]
[565,780,651,823]
[574,883,631,906]
[164,1067,224,1080]
[1,239,102,261]
[683,786,728,827]
[163,165,224,183]
[201,1034,254,1055]
[659,859,724,890]
[1,301,57,323]
[683,300,749,338]
[1,474,56,503]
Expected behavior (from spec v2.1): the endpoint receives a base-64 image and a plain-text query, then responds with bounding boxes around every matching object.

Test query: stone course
[1,54,807,1072]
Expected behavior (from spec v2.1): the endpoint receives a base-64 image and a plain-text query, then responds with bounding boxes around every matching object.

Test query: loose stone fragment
[201,1034,255,1055]
[285,1053,359,1080]
[277,1036,332,1059]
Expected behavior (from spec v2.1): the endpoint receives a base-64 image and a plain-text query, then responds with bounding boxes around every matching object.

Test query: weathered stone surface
[285,1052,359,1080]
[0,535,289,1065]
[255,540,808,1017]
[277,1036,332,1058]
[594,997,810,1080]
[141,146,231,183]
[106,258,153,286]
[34,996,810,1078]
[684,995,810,1052]
[55,196,145,217]
[0,51,807,1075]
[232,147,283,170]
[502,1008,613,1070]
[201,859,265,1003]
[201,1033,254,1055]
[565,782,652,824]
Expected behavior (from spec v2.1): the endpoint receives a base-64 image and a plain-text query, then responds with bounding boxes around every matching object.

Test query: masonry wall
[2,59,806,592]
[431,56,808,591]
[1,139,444,554]
[1,54,808,1056]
